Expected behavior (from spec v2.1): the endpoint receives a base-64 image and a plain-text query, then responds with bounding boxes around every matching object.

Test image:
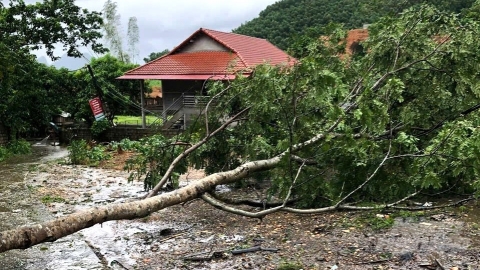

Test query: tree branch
[146,107,251,198]
[201,162,305,218]
[0,151,283,253]
[334,140,392,208]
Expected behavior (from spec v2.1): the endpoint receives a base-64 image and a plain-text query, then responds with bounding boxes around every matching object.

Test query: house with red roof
[118,28,295,129]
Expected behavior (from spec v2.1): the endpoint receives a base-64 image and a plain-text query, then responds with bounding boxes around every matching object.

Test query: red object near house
[89,97,105,121]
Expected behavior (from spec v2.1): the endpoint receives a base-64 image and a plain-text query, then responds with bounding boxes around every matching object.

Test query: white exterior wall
[180,35,229,52]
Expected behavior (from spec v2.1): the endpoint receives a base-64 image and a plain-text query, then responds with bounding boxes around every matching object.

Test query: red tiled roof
[345,29,369,55]
[126,51,247,75]
[119,28,295,80]
[193,28,295,67]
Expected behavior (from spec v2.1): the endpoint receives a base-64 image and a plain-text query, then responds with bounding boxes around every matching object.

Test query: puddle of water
[80,221,167,269]
[33,135,50,146]
[215,184,232,193]
[0,145,78,269]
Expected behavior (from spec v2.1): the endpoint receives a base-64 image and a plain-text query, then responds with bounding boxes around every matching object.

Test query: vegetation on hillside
[233,0,476,50]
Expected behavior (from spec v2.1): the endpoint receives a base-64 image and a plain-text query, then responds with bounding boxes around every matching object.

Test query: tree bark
[0,156,280,253]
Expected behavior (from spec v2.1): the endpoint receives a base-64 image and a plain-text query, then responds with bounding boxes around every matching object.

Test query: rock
[430,214,446,221]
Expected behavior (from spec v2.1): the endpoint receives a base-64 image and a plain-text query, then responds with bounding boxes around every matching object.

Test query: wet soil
[1,149,480,269]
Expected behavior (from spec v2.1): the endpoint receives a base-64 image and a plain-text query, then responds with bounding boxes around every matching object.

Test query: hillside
[233,0,475,50]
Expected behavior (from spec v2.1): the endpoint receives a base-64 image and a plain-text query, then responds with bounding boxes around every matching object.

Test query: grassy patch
[393,210,426,221]
[114,115,162,126]
[277,260,304,270]
[41,195,66,204]
[342,212,395,231]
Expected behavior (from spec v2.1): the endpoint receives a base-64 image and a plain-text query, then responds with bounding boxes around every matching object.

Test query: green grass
[114,115,163,126]
[41,195,66,204]
[147,80,161,88]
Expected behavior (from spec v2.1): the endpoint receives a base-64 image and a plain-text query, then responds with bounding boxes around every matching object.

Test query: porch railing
[161,93,184,122]
[160,94,215,129]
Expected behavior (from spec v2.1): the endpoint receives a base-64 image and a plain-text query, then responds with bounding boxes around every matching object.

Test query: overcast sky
[21,0,279,63]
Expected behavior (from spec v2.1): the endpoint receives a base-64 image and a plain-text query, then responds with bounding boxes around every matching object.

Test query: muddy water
[0,145,159,270]
[0,146,106,270]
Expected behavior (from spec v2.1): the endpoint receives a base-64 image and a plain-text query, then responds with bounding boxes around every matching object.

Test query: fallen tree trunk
[0,156,281,253]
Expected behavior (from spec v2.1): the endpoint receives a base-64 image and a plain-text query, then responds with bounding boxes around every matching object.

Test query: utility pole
[140,80,146,128]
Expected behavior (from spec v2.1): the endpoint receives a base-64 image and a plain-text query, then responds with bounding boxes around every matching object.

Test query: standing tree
[143,49,170,63]
[1,4,480,252]
[101,0,125,61]
[72,54,139,125]
[102,0,140,63]
[0,0,106,138]
[127,17,140,64]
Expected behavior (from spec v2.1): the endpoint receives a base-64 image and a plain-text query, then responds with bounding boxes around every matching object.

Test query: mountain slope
[233,0,475,50]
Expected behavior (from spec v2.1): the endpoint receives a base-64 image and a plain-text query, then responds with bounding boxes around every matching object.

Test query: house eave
[117,74,250,80]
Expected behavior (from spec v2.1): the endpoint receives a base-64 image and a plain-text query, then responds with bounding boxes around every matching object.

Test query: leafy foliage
[0,0,106,137]
[6,139,31,155]
[180,4,480,207]
[90,119,112,140]
[125,135,187,191]
[67,139,111,166]
[0,0,106,59]
[143,49,170,63]
[72,54,140,124]
[0,139,32,162]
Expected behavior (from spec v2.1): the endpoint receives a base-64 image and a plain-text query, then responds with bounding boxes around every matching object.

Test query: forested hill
[233,0,475,50]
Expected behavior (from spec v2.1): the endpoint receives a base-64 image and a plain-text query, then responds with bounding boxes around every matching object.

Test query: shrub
[90,119,111,140]
[67,139,111,166]
[67,139,89,165]
[7,139,31,155]
[0,139,32,162]
[0,146,9,162]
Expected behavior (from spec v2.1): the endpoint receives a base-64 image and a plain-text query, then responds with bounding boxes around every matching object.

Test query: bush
[90,119,111,140]
[67,139,111,166]
[112,138,141,151]
[0,146,9,162]
[68,139,89,165]
[0,139,32,162]
[7,139,31,155]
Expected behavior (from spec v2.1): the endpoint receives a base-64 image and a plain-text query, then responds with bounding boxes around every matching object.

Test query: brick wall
[61,126,181,143]
[0,124,8,146]
[0,125,180,146]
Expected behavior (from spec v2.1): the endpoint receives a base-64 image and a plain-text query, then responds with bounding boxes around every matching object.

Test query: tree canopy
[179,3,480,206]
[143,49,170,63]
[0,0,107,137]
[72,54,140,125]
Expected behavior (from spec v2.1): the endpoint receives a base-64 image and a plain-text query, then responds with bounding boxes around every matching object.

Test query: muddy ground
[4,150,480,269]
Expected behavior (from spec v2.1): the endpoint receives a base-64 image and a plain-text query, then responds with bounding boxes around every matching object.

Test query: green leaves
[123,4,480,205]
[0,0,106,59]
[125,135,187,190]
[0,0,107,136]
